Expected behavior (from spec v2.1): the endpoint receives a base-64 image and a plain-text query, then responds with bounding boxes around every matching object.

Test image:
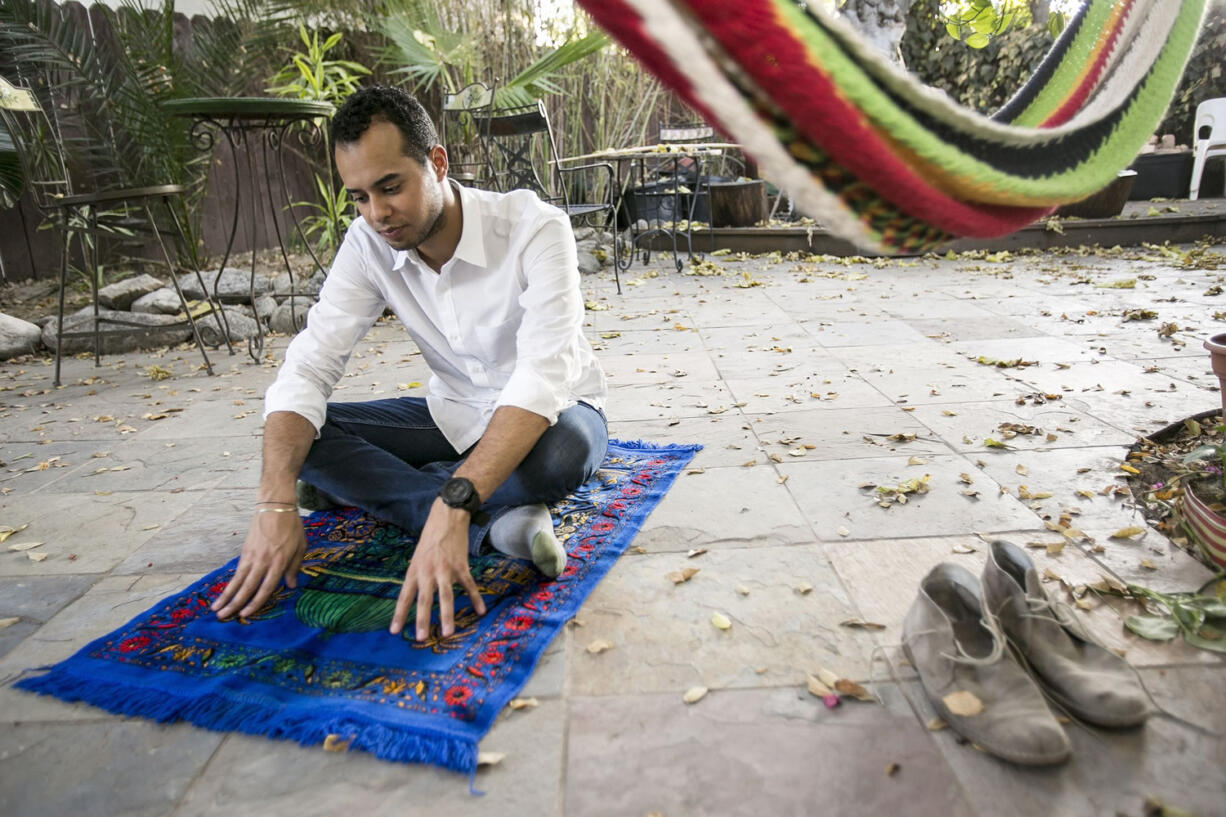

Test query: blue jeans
[298,397,608,555]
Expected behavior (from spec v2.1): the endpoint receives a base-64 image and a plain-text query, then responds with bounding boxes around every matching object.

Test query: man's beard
[387,199,446,251]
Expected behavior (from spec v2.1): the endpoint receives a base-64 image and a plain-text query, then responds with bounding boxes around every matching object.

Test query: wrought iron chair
[440,82,496,189]
[481,100,615,226]
[0,75,223,385]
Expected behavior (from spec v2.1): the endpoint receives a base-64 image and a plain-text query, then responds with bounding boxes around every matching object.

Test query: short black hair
[330,86,436,164]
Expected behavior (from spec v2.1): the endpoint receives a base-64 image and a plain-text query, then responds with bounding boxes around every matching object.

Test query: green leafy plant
[291,173,352,259]
[265,24,370,260]
[266,23,371,105]
[1106,578,1226,654]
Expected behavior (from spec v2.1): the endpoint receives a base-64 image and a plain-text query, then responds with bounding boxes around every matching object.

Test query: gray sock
[489,504,566,577]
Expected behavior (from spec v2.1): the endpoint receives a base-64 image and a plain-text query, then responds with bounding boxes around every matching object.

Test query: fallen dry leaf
[1139,559,1158,570]
[0,617,19,630]
[839,618,886,631]
[836,525,851,537]
[926,717,948,731]
[7,541,43,552]
[735,584,750,596]
[476,751,506,767]
[815,667,841,689]
[885,762,900,777]
[807,674,834,697]
[667,567,700,585]
[951,543,977,554]
[686,547,708,559]
[683,686,709,704]
[26,552,48,562]
[942,690,984,717]
[0,524,29,544]
[508,697,538,711]
[1110,526,1146,539]
[322,734,351,752]
[1015,464,1029,476]
[794,582,814,595]
[586,639,614,654]
[834,678,874,702]
[1047,541,1065,556]
[711,612,732,630]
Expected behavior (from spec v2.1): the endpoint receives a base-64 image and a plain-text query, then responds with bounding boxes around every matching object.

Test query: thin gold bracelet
[255,507,298,514]
[256,500,295,506]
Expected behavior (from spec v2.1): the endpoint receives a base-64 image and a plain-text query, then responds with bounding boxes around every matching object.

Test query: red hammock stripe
[669,0,1052,236]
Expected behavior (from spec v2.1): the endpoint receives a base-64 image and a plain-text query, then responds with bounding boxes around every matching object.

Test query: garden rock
[0,312,43,360]
[270,301,312,334]
[272,270,325,298]
[130,288,185,315]
[577,250,602,275]
[41,309,192,354]
[178,268,272,303]
[572,226,596,242]
[196,307,261,346]
[97,274,165,310]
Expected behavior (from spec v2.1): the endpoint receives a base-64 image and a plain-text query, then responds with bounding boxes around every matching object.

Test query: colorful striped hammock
[576,0,1207,253]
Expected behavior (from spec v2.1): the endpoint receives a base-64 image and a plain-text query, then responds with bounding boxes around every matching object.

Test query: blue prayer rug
[15,439,698,776]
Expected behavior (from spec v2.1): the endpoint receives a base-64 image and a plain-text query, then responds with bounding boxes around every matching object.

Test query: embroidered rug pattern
[15,439,699,776]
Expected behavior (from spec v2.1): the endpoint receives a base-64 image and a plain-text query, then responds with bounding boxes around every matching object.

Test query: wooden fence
[0,0,322,284]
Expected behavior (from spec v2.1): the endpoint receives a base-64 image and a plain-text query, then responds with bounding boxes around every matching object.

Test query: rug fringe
[14,669,478,773]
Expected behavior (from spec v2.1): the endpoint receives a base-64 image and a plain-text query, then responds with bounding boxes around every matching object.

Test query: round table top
[162,97,335,120]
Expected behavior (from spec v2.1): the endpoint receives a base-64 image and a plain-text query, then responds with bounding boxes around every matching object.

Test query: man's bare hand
[391,499,487,640]
[212,510,307,620]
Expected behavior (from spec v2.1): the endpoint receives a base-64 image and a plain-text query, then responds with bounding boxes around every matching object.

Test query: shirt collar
[389,179,486,273]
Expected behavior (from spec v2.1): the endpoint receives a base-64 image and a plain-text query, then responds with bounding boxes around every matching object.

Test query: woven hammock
[575,0,1208,253]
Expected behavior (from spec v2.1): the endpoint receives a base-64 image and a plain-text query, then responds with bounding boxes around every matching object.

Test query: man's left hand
[391,498,487,641]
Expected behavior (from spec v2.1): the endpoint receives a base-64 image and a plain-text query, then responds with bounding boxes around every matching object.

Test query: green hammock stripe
[1010,0,1123,127]
[768,0,1205,203]
[990,0,1094,124]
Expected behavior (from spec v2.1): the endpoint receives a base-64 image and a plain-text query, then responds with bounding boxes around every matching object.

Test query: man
[211,86,608,644]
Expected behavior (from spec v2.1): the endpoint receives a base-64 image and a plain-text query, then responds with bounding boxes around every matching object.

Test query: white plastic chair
[1189,98,1226,200]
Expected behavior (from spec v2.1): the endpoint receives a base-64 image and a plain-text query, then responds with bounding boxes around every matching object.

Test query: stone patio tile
[564,686,974,817]
[0,720,223,817]
[947,336,1102,365]
[566,544,870,696]
[129,395,267,441]
[0,440,102,494]
[973,293,1100,319]
[878,295,1004,321]
[1128,354,1217,388]
[33,436,255,494]
[1076,527,1216,593]
[920,665,1226,817]
[835,346,1025,407]
[971,445,1149,532]
[0,575,96,659]
[584,302,694,333]
[590,327,706,357]
[0,574,200,722]
[0,490,201,577]
[599,350,722,385]
[778,454,1041,541]
[907,399,1136,453]
[1011,359,1207,434]
[606,413,759,469]
[632,464,813,552]
[805,319,934,348]
[174,698,566,817]
[822,534,1223,670]
[601,379,735,422]
[725,371,893,414]
[907,315,1040,342]
[686,290,797,329]
[111,488,249,576]
[747,405,957,461]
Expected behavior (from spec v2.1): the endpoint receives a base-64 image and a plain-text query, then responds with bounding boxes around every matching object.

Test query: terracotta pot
[1182,483,1226,570]
[1205,332,1226,418]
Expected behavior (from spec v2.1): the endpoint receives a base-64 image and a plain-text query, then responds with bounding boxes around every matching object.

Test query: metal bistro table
[163,97,335,359]
[564,143,740,274]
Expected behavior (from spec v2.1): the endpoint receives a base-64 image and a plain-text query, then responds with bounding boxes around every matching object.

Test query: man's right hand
[212,510,307,620]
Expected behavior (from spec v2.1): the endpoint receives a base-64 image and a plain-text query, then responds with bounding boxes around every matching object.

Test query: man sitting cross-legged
[212,86,608,643]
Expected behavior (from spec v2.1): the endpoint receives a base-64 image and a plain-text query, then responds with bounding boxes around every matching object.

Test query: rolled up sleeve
[263,236,386,434]
[494,214,585,424]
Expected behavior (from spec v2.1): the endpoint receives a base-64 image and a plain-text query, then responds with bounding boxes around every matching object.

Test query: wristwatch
[438,477,489,525]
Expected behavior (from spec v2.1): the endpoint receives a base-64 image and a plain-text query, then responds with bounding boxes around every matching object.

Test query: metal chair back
[440,82,496,189]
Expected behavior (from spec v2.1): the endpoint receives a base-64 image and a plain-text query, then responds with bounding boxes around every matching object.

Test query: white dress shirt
[263,182,608,452]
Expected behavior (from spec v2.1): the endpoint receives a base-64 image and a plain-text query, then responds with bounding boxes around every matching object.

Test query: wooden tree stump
[708,180,768,227]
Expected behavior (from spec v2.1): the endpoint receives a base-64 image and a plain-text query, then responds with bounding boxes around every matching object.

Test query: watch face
[441,478,473,505]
